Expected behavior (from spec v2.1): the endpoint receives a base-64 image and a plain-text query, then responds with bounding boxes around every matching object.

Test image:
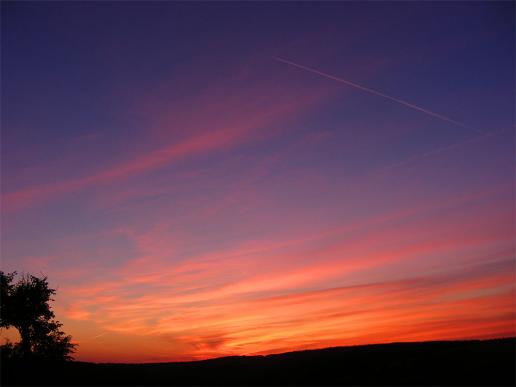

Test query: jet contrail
[274,57,480,133]
[76,332,107,344]
[381,126,509,171]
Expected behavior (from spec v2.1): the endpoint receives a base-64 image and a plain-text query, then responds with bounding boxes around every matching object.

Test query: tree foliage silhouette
[0,271,76,361]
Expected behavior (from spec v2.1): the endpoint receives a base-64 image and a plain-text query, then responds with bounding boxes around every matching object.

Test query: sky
[1,1,514,363]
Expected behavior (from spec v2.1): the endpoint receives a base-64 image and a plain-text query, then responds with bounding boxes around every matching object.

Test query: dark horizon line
[78,336,516,365]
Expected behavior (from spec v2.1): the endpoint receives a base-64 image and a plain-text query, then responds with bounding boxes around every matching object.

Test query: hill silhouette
[2,338,515,386]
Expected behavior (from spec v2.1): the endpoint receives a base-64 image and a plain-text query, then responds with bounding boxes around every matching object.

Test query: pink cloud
[2,71,333,212]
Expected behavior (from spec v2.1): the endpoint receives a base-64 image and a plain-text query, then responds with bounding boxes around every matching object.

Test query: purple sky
[1,2,514,362]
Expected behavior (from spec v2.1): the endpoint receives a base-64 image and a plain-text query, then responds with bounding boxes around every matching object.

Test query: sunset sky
[1,2,514,363]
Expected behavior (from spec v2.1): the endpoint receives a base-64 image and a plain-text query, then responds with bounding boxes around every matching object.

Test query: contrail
[274,57,480,133]
[76,332,107,344]
[381,127,509,171]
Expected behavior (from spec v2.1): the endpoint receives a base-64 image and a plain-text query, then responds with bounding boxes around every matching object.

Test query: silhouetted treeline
[0,271,75,361]
[2,338,515,386]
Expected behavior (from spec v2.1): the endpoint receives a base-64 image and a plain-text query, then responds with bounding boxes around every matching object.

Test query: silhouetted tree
[0,271,76,361]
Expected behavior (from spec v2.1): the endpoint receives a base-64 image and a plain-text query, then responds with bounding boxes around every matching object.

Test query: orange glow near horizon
[22,187,513,363]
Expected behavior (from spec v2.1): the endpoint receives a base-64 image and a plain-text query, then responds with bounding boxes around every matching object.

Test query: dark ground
[2,338,515,386]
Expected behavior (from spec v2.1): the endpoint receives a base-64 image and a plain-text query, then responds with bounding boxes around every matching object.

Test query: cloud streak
[381,127,510,171]
[2,83,330,212]
[54,189,514,362]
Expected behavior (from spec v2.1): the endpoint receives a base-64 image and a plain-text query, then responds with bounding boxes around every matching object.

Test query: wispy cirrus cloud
[2,69,333,212]
[52,187,514,361]
[61,258,514,362]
